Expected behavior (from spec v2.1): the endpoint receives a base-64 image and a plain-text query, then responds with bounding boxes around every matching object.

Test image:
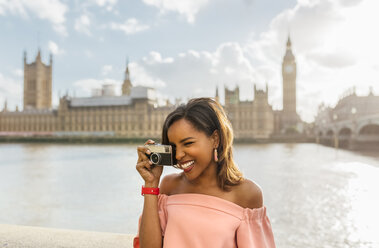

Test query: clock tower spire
[122,57,132,96]
[282,34,297,115]
[281,34,299,130]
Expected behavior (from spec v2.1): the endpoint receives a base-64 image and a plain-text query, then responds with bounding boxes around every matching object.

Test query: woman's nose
[175,147,185,161]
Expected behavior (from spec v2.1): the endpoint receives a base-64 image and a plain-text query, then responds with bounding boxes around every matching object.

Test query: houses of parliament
[0,37,300,140]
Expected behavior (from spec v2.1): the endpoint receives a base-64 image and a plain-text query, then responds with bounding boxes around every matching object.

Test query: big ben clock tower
[281,35,299,128]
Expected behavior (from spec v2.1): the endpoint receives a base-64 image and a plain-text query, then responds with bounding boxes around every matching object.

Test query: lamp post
[350,107,357,150]
[333,114,338,148]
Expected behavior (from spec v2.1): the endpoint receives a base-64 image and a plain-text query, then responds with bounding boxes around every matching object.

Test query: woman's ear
[211,130,220,148]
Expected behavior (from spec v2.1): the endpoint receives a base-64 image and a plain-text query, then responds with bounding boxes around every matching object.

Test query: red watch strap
[141,186,160,196]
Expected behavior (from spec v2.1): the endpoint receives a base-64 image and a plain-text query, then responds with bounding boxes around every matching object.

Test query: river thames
[0,143,378,247]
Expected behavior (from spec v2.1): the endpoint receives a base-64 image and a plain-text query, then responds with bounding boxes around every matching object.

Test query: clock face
[285,65,294,73]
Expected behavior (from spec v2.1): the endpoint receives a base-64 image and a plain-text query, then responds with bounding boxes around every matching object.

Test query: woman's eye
[184,142,194,146]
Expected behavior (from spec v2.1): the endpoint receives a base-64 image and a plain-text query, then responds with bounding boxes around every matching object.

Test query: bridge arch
[320,129,335,146]
[338,127,352,148]
[326,130,334,136]
[339,127,352,136]
[355,123,379,150]
[357,120,379,133]
[358,124,379,135]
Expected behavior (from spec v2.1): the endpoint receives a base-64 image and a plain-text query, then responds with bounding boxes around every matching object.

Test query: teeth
[180,160,194,169]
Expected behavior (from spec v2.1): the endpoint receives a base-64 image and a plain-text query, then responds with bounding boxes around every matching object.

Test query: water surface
[0,143,378,247]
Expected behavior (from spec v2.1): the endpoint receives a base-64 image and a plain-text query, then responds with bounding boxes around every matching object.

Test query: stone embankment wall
[0,224,134,248]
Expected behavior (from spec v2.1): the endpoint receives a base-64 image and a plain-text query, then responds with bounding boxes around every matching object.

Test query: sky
[0,0,378,123]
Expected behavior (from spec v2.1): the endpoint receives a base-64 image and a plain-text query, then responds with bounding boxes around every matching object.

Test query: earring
[214,148,218,162]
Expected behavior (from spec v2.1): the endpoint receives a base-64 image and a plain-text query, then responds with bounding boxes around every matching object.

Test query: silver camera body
[145,144,175,166]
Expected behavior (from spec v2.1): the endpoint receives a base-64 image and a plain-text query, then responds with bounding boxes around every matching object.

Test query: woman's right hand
[136,139,163,187]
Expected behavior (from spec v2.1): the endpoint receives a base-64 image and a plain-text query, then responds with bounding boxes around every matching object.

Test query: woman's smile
[179,160,195,172]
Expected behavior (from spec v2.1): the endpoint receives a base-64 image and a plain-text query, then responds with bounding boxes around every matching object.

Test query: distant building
[222,84,274,139]
[23,50,52,110]
[274,35,302,134]
[315,88,379,129]
[221,35,303,139]
[314,87,379,149]
[1,37,303,140]
[0,52,174,138]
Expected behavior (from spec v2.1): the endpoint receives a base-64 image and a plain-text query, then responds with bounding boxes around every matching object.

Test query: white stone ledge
[0,224,134,248]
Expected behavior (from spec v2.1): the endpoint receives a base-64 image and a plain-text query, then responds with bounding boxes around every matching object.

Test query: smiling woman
[134,97,276,248]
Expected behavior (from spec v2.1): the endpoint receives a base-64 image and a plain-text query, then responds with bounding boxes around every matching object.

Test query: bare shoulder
[159,173,182,195]
[233,178,263,209]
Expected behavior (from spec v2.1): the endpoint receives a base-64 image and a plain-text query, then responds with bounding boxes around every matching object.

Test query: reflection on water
[343,162,379,246]
[0,143,378,247]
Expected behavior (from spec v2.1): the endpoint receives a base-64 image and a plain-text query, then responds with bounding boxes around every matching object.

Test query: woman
[135,97,275,248]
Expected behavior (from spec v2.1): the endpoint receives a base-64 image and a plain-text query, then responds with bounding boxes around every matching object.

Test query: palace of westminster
[0,37,301,140]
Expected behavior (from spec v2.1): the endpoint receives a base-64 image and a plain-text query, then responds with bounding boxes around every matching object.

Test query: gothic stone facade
[0,90,174,139]
[1,36,299,139]
[223,85,274,139]
[0,51,174,139]
[23,50,52,110]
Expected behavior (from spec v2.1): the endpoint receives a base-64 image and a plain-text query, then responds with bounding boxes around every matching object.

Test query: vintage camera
[145,144,175,166]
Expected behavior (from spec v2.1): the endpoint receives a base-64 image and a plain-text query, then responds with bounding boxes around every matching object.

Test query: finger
[151,164,163,175]
[136,159,153,171]
[136,160,152,173]
[136,162,154,181]
[137,146,151,162]
[144,139,156,145]
[137,145,150,153]
[143,159,153,171]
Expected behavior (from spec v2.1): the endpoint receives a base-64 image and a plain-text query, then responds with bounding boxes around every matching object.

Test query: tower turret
[287,36,291,48]
[23,48,52,110]
[122,57,132,96]
[3,99,7,112]
[36,49,41,62]
[225,85,239,106]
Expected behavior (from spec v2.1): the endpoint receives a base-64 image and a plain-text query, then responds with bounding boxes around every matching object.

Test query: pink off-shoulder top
[134,193,276,248]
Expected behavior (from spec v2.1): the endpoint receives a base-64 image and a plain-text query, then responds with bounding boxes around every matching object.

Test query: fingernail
[146,150,151,155]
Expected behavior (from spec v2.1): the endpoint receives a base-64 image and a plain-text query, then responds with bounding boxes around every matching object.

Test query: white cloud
[0,0,68,36]
[84,50,94,58]
[101,65,113,76]
[142,0,210,23]
[142,51,174,64]
[129,62,167,89]
[74,14,91,36]
[132,43,258,105]
[306,49,356,68]
[93,0,118,11]
[53,24,68,36]
[128,0,379,123]
[48,41,65,55]
[73,79,103,96]
[240,0,379,122]
[0,73,22,111]
[11,69,23,78]
[110,18,149,35]
[73,78,121,97]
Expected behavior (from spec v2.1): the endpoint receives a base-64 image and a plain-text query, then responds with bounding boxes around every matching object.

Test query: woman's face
[167,118,218,181]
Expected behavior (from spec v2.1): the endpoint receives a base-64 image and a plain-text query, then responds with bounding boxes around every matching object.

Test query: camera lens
[150,153,161,164]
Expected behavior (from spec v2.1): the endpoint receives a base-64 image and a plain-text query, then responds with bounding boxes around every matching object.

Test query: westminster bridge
[315,112,379,150]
